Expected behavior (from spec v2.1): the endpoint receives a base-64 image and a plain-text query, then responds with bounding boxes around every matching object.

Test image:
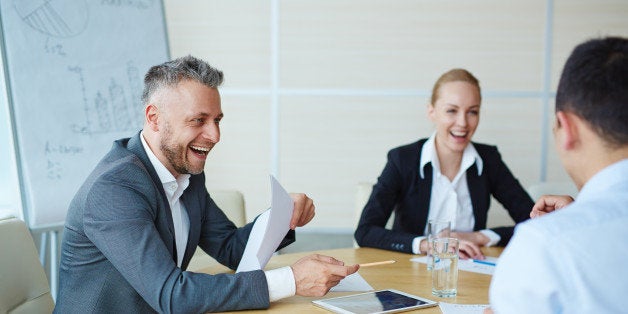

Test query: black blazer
[354,139,533,253]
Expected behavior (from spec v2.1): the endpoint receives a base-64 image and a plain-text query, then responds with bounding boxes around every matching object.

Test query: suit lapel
[416,163,432,234]
[180,185,201,270]
[466,163,487,230]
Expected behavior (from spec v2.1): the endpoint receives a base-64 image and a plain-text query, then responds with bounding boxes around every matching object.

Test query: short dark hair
[556,37,628,147]
[141,55,223,105]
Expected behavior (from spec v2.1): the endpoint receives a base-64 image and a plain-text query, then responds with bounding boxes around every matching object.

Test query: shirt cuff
[264,266,296,302]
[479,229,501,247]
[412,236,427,254]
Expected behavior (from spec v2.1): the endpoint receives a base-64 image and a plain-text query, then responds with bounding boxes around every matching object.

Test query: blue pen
[472,259,496,266]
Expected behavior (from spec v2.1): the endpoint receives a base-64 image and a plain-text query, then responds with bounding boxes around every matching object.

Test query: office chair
[354,182,373,231]
[187,190,247,272]
[0,216,55,314]
[353,182,396,247]
[208,190,247,227]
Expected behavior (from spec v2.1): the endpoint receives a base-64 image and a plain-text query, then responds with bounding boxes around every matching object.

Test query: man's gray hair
[141,55,224,105]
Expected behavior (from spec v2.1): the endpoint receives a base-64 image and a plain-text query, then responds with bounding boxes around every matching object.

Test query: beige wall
[164,0,628,231]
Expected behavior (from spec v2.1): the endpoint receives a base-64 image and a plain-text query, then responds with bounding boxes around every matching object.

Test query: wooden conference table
[199,246,503,313]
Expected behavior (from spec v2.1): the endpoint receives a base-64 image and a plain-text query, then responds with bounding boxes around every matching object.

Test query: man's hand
[530,194,574,218]
[291,254,360,297]
[289,193,315,229]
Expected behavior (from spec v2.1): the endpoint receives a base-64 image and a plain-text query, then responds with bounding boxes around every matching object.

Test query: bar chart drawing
[2,0,168,235]
[68,63,144,136]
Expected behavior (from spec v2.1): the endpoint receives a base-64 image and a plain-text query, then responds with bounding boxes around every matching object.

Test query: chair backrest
[0,217,54,314]
[209,190,246,226]
[355,182,394,229]
[354,182,373,230]
[187,190,246,272]
[354,183,396,247]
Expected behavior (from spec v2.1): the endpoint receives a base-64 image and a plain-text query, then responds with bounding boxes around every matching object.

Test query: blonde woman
[354,69,533,259]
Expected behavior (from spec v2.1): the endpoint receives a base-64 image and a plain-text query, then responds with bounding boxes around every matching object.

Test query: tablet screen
[312,289,437,314]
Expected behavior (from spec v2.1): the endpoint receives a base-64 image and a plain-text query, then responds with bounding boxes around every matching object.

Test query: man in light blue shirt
[487,37,628,313]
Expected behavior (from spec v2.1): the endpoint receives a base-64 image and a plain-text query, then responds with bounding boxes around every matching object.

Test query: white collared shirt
[412,133,499,253]
[140,132,295,301]
[141,132,190,267]
[489,159,628,313]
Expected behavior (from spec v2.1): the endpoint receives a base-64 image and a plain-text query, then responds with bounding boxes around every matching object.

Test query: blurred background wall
[163,0,627,233]
[1,0,626,233]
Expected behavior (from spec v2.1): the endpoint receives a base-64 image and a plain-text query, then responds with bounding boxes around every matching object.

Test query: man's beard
[160,123,204,175]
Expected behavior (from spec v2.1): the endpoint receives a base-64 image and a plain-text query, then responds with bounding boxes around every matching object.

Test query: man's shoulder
[66,136,155,228]
[96,140,146,175]
[79,135,153,194]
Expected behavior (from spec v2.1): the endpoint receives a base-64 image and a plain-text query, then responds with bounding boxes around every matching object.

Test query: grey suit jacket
[54,132,294,313]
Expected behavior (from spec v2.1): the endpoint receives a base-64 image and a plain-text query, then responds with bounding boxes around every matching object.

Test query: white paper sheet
[410,256,499,275]
[439,302,489,314]
[236,175,294,272]
[330,272,374,292]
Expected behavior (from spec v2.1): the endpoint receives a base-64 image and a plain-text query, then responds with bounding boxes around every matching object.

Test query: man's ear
[555,111,579,151]
[145,104,159,131]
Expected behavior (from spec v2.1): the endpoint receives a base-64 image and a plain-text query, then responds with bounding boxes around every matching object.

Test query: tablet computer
[312,289,438,314]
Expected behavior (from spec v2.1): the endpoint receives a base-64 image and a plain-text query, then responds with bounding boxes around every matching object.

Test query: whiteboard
[0,0,169,229]
[0,46,22,220]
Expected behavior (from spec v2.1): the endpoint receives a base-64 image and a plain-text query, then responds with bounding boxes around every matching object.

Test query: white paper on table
[439,302,489,314]
[458,257,499,275]
[409,256,499,275]
[236,175,294,273]
[330,272,373,292]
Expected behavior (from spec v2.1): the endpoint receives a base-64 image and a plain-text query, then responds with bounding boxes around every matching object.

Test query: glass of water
[431,237,459,298]
[426,220,451,271]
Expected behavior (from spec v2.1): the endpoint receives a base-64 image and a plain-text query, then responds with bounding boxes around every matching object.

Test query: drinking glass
[426,219,451,270]
[431,237,459,298]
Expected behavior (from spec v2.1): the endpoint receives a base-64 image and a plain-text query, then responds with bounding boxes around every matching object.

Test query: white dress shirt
[489,158,628,313]
[141,133,190,267]
[412,133,499,253]
[140,132,295,301]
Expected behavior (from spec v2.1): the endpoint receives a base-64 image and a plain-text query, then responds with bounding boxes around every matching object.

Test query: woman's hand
[421,237,485,259]
[450,231,490,247]
[457,239,485,260]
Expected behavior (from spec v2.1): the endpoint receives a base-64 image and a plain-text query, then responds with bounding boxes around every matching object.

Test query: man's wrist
[264,266,296,302]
